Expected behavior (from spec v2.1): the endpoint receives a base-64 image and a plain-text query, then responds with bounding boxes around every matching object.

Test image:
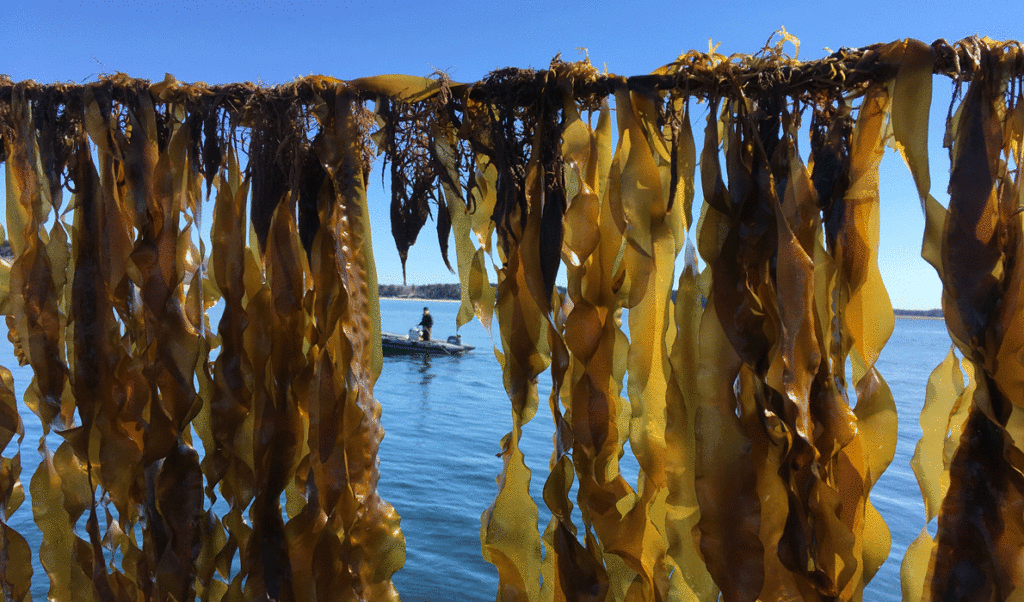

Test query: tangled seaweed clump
[1,34,1024,601]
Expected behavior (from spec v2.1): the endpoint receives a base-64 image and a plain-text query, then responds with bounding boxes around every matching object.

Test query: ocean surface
[1,298,952,600]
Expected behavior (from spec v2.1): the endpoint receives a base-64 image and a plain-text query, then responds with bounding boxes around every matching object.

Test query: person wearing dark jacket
[418,307,433,340]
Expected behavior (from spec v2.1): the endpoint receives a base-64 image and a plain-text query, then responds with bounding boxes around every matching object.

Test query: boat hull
[381,332,475,356]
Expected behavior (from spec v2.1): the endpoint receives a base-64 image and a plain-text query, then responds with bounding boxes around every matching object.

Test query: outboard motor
[447,334,462,346]
[409,327,422,339]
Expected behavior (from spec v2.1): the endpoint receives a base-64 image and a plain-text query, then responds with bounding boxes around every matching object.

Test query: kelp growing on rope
[0,35,1023,602]
[0,75,406,602]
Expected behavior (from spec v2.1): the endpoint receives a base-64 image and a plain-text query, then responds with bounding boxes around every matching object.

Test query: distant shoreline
[380,284,944,318]
[379,283,462,301]
[381,294,944,319]
[892,309,944,319]
[381,296,459,303]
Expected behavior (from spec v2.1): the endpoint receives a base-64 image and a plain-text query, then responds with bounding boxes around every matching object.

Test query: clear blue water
[1,298,951,601]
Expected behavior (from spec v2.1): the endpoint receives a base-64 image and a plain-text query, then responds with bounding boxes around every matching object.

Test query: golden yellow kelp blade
[912,348,964,523]
[310,86,404,600]
[887,39,936,205]
[902,347,967,600]
[480,218,548,601]
[915,41,1024,600]
[1,36,1023,602]
[836,83,899,593]
[0,365,31,600]
[665,245,717,601]
[351,75,447,104]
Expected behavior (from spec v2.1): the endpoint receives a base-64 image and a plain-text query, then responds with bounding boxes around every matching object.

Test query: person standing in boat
[418,307,433,341]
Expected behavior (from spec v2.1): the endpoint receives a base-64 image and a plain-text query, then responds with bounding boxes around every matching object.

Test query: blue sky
[5,0,1022,309]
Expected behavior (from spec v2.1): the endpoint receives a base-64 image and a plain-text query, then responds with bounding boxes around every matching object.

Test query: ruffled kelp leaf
[887,39,936,205]
[922,44,1024,599]
[900,527,936,602]
[153,443,203,601]
[113,86,205,601]
[841,86,894,375]
[611,87,663,257]
[558,88,658,600]
[833,82,898,591]
[710,102,776,374]
[464,69,537,265]
[481,223,548,601]
[693,301,764,601]
[67,118,137,545]
[480,429,543,602]
[992,99,1024,410]
[0,518,32,602]
[929,391,1024,599]
[29,87,74,214]
[668,96,697,248]
[4,89,69,434]
[239,199,306,601]
[699,98,730,219]
[205,143,255,516]
[901,347,964,600]
[312,84,404,600]
[296,134,326,259]
[912,347,964,522]
[195,510,230,602]
[133,92,204,462]
[0,365,31,601]
[613,84,680,598]
[434,115,493,331]
[200,96,223,197]
[769,133,837,594]
[664,245,718,601]
[82,84,135,299]
[499,78,564,316]
[809,102,852,251]
[850,365,897,582]
[31,441,92,602]
[940,60,1004,353]
[540,276,608,602]
[4,88,46,259]
[0,366,24,507]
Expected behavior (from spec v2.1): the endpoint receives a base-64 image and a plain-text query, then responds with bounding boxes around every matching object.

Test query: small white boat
[381,328,475,356]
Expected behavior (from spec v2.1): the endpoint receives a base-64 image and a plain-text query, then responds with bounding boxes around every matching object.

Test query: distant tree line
[893,308,943,318]
[379,283,463,300]
[379,283,942,318]
[378,283,569,300]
